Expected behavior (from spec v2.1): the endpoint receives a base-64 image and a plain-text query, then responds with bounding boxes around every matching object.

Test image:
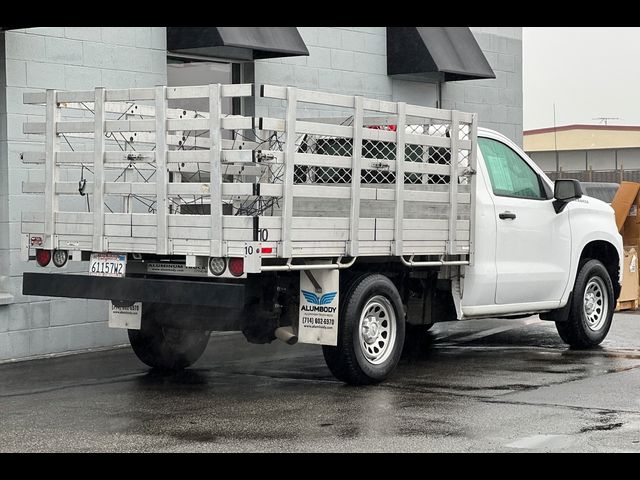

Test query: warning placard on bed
[299,269,339,346]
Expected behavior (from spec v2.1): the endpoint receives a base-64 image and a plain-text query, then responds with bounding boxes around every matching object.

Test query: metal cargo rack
[20,83,477,271]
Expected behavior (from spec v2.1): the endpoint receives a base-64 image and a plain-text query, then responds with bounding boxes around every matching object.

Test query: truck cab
[461,128,622,323]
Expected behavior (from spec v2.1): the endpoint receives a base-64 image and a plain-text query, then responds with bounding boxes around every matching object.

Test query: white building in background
[0,27,522,361]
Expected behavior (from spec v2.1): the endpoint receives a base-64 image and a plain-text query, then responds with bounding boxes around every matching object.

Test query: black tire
[322,274,405,385]
[128,306,210,370]
[556,259,614,348]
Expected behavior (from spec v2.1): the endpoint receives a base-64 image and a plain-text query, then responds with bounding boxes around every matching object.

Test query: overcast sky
[523,27,640,131]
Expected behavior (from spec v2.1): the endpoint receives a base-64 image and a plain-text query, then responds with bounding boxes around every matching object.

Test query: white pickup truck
[19,83,622,385]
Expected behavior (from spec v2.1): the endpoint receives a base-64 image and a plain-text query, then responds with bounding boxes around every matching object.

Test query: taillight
[208,257,226,276]
[52,250,69,268]
[36,249,51,267]
[228,258,244,277]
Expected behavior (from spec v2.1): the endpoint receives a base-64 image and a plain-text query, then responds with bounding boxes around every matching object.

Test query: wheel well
[579,241,621,300]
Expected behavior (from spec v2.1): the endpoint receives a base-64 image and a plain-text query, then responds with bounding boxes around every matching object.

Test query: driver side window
[478,137,545,200]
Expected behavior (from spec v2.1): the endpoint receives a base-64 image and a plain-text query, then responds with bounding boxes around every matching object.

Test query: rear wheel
[322,274,405,385]
[128,306,210,370]
[556,259,614,348]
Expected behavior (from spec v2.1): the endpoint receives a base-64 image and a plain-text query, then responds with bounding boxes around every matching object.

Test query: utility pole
[554,103,559,174]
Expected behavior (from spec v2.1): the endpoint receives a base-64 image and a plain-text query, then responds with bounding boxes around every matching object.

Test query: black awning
[167,27,309,61]
[387,27,495,82]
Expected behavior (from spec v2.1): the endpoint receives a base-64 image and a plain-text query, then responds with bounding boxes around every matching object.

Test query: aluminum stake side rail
[19,83,476,274]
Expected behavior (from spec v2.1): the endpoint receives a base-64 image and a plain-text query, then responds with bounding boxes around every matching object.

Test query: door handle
[499,211,516,220]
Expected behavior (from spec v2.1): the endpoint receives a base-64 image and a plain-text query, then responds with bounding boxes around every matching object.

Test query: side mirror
[553,179,583,213]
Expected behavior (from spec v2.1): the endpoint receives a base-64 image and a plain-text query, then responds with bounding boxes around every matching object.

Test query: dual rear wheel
[128,274,407,385]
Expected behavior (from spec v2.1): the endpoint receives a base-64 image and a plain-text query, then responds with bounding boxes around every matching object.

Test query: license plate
[89,253,127,277]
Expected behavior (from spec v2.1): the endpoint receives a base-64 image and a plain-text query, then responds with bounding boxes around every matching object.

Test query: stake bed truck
[19,83,622,384]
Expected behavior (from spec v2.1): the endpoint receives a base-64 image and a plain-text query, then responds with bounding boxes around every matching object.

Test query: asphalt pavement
[1,313,639,452]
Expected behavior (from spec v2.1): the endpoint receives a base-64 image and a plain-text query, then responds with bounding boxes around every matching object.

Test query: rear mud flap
[298,269,339,346]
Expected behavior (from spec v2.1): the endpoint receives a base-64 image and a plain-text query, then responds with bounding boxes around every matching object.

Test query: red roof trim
[524,124,640,135]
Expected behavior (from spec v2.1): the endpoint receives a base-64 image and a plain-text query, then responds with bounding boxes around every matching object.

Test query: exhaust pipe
[275,326,298,345]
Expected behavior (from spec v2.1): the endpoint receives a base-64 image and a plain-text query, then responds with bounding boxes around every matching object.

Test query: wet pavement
[1,313,639,452]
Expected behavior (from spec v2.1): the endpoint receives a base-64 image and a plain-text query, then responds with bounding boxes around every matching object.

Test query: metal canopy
[167,27,309,61]
[387,27,495,82]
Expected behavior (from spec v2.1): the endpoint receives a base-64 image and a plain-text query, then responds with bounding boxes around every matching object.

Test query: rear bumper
[23,273,245,308]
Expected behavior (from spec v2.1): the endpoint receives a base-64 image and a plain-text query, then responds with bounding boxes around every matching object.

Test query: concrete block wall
[1,33,11,306]
[254,27,437,119]
[442,27,523,146]
[254,27,523,146]
[0,27,167,362]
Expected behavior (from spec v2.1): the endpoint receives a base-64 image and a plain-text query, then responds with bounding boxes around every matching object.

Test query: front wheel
[128,306,211,370]
[556,259,614,348]
[322,274,405,385]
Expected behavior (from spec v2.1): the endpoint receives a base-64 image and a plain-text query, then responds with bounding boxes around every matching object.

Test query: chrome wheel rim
[358,295,396,365]
[583,276,608,332]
